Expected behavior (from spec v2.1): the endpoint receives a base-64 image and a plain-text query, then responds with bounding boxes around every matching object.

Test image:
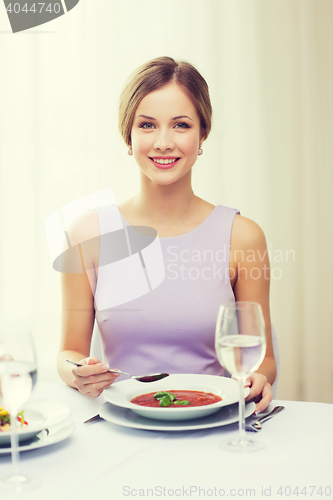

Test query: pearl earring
[128,147,133,156]
[198,145,203,156]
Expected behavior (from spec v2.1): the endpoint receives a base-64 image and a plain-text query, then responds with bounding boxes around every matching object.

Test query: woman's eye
[139,122,155,129]
[174,122,190,129]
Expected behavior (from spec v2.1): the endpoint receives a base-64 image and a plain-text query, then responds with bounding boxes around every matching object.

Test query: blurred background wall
[0,0,332,402]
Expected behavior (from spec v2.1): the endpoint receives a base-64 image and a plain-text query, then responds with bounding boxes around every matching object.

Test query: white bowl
[103,374,249,421]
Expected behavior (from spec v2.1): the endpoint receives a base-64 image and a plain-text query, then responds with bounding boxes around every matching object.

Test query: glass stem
[10,410,20,477]
[238,377,245,439]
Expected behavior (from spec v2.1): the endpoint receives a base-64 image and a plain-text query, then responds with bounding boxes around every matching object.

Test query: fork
[245,405,285,432]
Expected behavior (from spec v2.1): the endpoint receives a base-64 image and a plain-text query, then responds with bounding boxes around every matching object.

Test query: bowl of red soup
[103,374,249,421]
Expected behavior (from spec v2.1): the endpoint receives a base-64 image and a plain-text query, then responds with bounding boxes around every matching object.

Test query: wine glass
[0,325,38,492]
[215,301,266,452]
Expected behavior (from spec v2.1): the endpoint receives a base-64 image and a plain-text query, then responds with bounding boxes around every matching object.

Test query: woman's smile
[149,157,181,169]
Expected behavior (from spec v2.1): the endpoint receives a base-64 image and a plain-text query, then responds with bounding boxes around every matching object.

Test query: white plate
[0,419,74,454]
[103,375,250,421]
[0,400,71,445]
[100,401,256,431]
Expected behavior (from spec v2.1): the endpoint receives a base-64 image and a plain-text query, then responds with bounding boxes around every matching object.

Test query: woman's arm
[230,215,277,412]
[57,212,119,397]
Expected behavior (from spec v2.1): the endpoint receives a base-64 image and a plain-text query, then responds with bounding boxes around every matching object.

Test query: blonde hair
[119,56,212,146]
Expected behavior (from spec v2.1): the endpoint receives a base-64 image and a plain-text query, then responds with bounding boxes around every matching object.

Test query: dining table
[0,380,332,500]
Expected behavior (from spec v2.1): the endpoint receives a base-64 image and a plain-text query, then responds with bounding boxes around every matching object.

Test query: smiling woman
[57,56,276,413]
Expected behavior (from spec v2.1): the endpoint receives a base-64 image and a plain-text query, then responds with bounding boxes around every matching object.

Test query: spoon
[245,405,285,432]
[66,360,169,382]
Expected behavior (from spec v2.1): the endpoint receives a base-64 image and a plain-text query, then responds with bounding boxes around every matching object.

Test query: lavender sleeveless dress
[94,205,239,379]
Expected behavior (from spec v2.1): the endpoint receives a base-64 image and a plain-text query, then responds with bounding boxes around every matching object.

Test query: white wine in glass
[0,325,38,492]
[215,302,266,452]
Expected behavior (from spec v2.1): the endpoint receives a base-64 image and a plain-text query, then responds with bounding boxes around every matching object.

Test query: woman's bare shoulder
[231,214,267,251]
[67,210,100,246]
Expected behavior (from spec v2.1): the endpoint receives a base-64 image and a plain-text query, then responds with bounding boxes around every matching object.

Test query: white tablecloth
[1,382,332,500]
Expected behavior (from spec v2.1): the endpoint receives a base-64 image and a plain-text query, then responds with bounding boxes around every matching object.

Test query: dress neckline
[118,205,218,240]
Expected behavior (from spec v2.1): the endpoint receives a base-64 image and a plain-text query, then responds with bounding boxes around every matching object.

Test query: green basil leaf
[159,396,172,407]
[154,392,168,400]
[164,392,176,402]
[173,400,191,405]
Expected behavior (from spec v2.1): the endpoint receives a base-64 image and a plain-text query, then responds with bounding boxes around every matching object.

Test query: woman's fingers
[0,353,14,361]
[254,382,273,414]
[74,374,118,397]
[73,362,110,378]
[71,356,120,397]
[74,371,117,386]
[245,373,266,399]
[244,373,273,413]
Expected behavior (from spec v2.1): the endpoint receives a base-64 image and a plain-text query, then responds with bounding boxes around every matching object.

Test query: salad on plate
[0,407,27,432]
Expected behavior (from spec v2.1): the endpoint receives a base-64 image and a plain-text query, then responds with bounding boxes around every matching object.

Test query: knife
[84,414,104,424]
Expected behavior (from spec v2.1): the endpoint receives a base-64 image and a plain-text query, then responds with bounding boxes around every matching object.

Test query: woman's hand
[245,372,273,414]
[0,354,14,361]
[71,356,120,398]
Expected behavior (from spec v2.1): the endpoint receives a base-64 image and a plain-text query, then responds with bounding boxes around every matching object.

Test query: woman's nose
[154,130,174,151]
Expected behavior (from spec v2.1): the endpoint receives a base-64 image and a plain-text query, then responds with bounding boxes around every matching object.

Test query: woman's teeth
[153,158,178,164]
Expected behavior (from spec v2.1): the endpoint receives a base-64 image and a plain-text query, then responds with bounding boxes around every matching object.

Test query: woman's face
[131,82,203,186]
